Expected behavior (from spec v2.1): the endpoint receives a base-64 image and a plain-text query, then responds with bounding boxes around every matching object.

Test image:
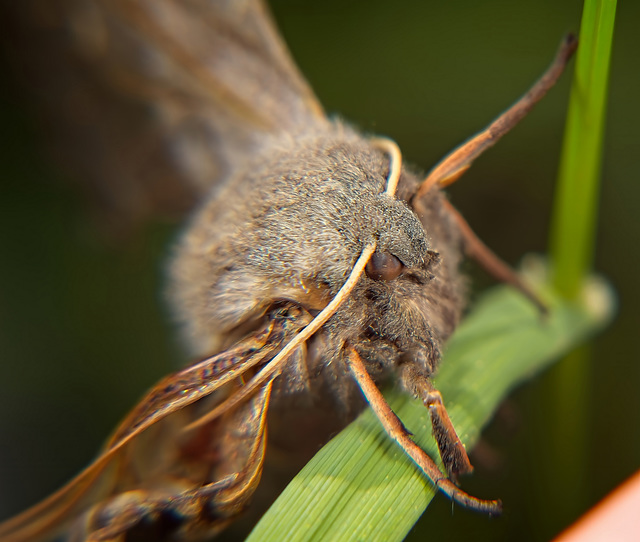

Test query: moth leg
[79,476,237,542]
[399,363,473,482]
[414,34,577,198]
[209,380,274,514]
[178,378,276,539]
[80,378,275,541]
[81,390,270,542]
[442,198,548,313]
[346,348,502,514]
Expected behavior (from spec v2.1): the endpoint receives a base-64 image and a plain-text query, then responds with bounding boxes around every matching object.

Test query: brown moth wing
[0,0,326,229]
[0,306,311,542]
[73,382,275,542]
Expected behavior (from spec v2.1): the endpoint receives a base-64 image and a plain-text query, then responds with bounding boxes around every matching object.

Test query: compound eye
[365,251,404,281]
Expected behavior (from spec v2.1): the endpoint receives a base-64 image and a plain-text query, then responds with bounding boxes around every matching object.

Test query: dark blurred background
[0,1,637,540]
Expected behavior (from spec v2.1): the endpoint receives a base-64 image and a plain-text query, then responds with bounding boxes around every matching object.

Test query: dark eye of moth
[365,251,404,281]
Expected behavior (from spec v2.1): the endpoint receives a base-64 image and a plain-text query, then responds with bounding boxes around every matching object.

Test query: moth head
[362,138,432,282]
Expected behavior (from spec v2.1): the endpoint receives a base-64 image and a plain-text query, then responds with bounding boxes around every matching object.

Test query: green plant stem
[550,0,616,297]
[542,0,616,536]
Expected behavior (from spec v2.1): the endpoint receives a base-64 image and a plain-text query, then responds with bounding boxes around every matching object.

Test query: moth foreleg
[347,348,501,514]
[399,363,473,482]
[414,34,577,197]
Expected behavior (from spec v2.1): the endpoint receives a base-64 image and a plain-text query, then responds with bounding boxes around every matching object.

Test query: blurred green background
[0,1,637,540]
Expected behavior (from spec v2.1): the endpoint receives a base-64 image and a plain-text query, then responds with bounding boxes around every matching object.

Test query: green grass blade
[549,0,617,297]
[248,273,614,542]
[542,1,616,530]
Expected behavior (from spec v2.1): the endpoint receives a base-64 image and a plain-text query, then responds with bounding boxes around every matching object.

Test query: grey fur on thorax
[169,120,465,412]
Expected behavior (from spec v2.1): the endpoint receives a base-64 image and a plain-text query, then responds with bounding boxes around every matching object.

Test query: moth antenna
[346,348,502,515]
[184,243,378,432]
[414,34,577,199]
[371,137,402,197]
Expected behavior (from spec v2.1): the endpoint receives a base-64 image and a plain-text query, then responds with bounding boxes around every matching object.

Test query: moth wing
[1,0,326,227]
[0,320,282,542]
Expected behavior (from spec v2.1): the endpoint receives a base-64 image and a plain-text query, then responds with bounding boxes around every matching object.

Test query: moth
[0,1,576,540]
